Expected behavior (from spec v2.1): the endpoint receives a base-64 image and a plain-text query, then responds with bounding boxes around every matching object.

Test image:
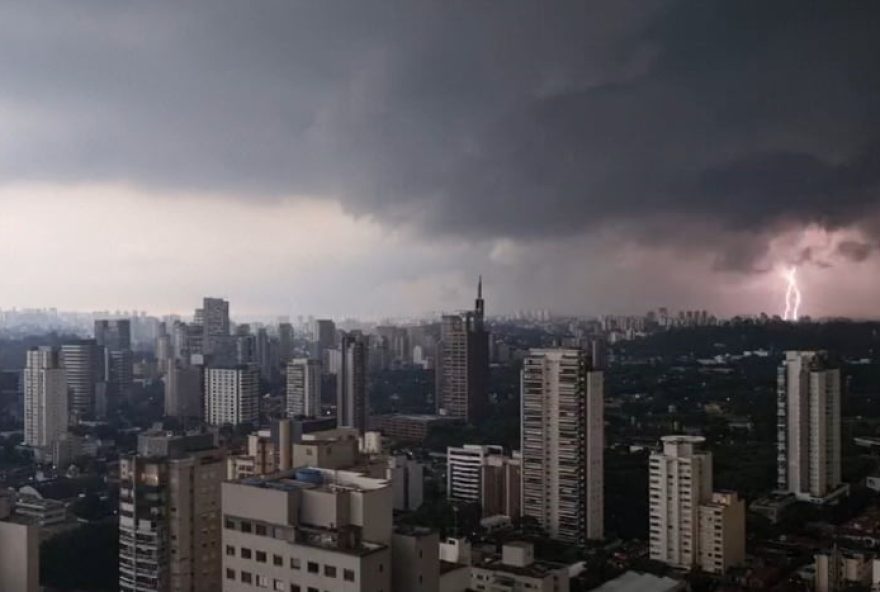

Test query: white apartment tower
[521,348,604,543]
[205,366,260,426]
[777,351,846,503]
[286,358,322,418]
[447,444,521,519]
[23,347,68,458]
[649,436,745,574]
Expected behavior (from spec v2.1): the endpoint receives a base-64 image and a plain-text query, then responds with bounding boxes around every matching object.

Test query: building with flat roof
[447,444,520,519]
[0,492,39,592]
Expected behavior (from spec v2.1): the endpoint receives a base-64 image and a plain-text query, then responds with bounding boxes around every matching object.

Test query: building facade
[286,358,322,418]
[61,339,101,421]
[521,348,604,543]
[337,332,368,433]
[447,444,521,519]
[777,350,846,503]
[205,366,260,426]
[23,346,68,458]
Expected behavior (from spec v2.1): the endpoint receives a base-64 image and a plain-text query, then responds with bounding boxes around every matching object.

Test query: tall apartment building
[0,492,39,592]
[164,363,203,419]
[313,319,337,366]
[435,279,489,422]
[521,348,604,543]
[23,346,68,459]
[278,322,294,364]
[119,431,226,592]
[202,297,230,337]
[222,468,392,592]
[205,366,260,426]
[649,436,745,574]
[286,358,322,418]
[447,444,521,519]
[95,319,134,411]
[337,332,368,433]
[777,351,846,503]
[61,339,102,421]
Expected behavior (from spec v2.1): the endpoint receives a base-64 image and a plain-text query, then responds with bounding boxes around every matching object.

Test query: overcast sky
[1,1,879,319]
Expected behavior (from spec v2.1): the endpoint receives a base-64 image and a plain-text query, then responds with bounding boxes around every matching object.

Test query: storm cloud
[1,1,879,316]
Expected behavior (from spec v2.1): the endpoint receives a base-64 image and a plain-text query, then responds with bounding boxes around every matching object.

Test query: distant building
[372,414,462,442]
[649,436,745,574]
[435,278,489,422]
[447,444,520,519]
[777,351,847,503]
[337,332,368,433]
[164,363,203,419]
[119,430,225,592]
[590,571,686,592]
[286,358,322,418]
[23,347,68,460]
[313,318,337,365]
[95,319,134,411]
[521,348,604,543]
[61,339,102,421]
[205,366,260,426]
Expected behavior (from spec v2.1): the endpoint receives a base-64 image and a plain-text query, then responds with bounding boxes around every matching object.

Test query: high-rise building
[119,430,225,592]
[202,297,230,337]
[222,468,392,592]
[205,366,260,426]
[0,492,39,592]
[521,348,603,543]
[447,444,521,519]
[164,363,203,420]
[337,332,368,433]
[278,322,294,364]
[94,319,132,351]
[435,278,489,422]
[61,339,102,421]
[649,436,745,574]
[313,319,337,368]
[95,319,134,411]
[286,358,322,418]
[777,351,846,503]
[23,347,68,460]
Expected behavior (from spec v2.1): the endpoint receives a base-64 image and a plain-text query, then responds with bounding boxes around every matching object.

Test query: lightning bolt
[782,266,802,321]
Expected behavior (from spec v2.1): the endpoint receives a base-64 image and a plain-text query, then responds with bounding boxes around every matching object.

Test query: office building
[96,319,134,410]
[649,436,745,574]
[61,339,102,421]
[313,318,337,366]
[337,332,368,433]
[278,322,294,364]
[435,278,489,422]
[23,346,68,460]
[777,351,846,503]
[521,348,604,543]
[0,492,39,592]
[95,318,132,351]
[205,366,260,426]
[164,363,203,419]
[202,297,230,337]
[447,444,520,519]
[222,468,392,592]
[286,358,322,418]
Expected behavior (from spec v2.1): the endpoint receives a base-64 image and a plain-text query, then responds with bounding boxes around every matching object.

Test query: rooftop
[591,571,686,592]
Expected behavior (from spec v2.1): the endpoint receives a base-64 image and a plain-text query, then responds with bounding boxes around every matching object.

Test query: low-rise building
[0,492,39,592]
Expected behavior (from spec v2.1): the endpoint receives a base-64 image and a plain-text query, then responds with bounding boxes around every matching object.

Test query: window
[225,518,236,529]
[241,571,253,584]
[256,551,267,563]
[307,561,319,574]
[241,521,253,533]
[241,548,252,559]
[256,524,268,536]
[343,569,355,582]
[256,574,270,588]
[291,586,301,592]
[291,557,301,570]
[274,554,283,566]
[226,545,235,556]
[226,568,236,580]
[324,565,336,578]
[274,581,285,592]
[307,588,318,592]
[379,563,384,573]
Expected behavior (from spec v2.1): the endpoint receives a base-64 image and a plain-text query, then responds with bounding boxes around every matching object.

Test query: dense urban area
[1,286,879,592]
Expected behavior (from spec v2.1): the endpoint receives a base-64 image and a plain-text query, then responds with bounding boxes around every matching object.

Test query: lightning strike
[782,266,802,321]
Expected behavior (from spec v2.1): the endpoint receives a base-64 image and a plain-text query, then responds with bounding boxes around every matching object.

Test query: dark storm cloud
[2,0,879,267]
[836,240,875,263]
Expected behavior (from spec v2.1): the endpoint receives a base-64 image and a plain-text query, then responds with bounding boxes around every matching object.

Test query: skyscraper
[204,366,260,426]
[95,319,134,412]
[119,430,225,592]
[94,319,132,351]
[337,331,367,433]
[164,363,203,420]
[201,297,231,360]
[278,321,294,363]
[520,348,603,543]
[286,358,322,418]
[23,347,68,460]
[314,318,337,368]
[435,278,489,422]
[777,351,846,503]
[61,339,101,421]
[649,436,745,574]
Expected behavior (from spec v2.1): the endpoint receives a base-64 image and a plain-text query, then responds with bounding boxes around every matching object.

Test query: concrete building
[164,363,203,419]
[521,348,604,543]
[386,455,424,512]
[0,492,39,592]
[446,445,520,519]
[435,279,489,423]
[777,351,847,503]
[392,527,438,592]
[287,358,322,418]
[119,430,226,592]
[590,571,686,592]
[468,542,570,592]
[649,436,745,574]
[23,346,68,460]
[95,319,134,409]
[337,332,368,433]
[222,468,392,592]
[205,366,260,426]
[815,547,874,592]
[61,339,102,421]
[313,318,337,367]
